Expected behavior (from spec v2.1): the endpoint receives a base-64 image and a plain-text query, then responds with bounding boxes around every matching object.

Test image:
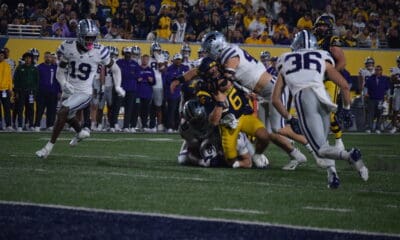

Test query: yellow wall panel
[5,38,400,75]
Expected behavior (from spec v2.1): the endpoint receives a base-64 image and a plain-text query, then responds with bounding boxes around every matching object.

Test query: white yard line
[303,206,353,213]
[0,200,398,238]
[212,207,267,215]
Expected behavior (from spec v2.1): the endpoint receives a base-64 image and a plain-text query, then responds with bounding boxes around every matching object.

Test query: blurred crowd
[0,0,399,48]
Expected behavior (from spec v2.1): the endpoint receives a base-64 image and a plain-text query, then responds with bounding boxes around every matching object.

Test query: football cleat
[69,129,90,146]
[348,148,369,181]
[36,147,51,159]
[282,159,305,171]
[327,168,340,189]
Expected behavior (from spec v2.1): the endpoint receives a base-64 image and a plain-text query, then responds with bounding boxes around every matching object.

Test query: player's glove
[115,86,126,97]
[286,115,301,135]
[338,108,354,129]
[62,81,74,95]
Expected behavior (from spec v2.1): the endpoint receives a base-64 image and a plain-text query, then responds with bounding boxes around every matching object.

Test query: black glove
[286,116,301,135]
[338,108,354,129]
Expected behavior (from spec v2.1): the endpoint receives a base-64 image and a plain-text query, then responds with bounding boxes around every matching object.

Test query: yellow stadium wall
[4,38,400,75]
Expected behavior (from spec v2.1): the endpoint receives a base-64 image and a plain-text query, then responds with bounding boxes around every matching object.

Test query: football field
[0,132,399,239]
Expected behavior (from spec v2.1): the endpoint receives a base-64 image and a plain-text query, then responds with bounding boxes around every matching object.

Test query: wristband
[215,101,227,108]
[177,75,185,83]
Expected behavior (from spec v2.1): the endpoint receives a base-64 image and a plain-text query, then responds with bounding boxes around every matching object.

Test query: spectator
[155,5,172,42]
[342,29,357,47]
[68,19,78,38]
[34,52,60,131]
[273,16,289,39]
[357,27,372,48]
[4,48,16,76]
[364,65,391,133]
[104,26,122,39]
[353,13,366,32]
[13,52,39,131]
[100,17,113,37]
[210,9,225,33]
[247,9,267,36]
[258,31,274,45]
[170,12,187,43]
[51,14,70,37]
[0,48,13,131]
[296,12,313,31]
[229,28,244,43]
[387,27,400,48]
[0,4,13,22]
[244,29,260,44]
[12,3,29,24]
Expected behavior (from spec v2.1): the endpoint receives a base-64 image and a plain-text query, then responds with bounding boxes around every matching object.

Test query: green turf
[0,132,399,234]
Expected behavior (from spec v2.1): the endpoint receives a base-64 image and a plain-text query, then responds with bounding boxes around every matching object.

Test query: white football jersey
[58,40,111,95]
[219,45,266,91]
[277,49,337,111]
[359,68,374,78]
[149,58,163,89]
[390,67,400,77]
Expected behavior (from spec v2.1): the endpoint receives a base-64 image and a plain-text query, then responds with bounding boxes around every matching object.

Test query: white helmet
[150,41,161,57]
[290,30,318,51]
[77,19,99,51]
[180,43,191,58]
[201,31,228,59]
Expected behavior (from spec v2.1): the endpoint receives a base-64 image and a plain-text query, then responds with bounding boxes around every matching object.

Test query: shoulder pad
[330,36,344,47]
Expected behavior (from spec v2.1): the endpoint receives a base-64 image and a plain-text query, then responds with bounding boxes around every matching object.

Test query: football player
[272,30,369,188]
[36,19,125,159]
[148,41,167,132]
[359,57,375,98]
[314,15,347,150]
[390,56,400,133]
[131,45,141,64]
[171,31,311,170]
[179,99,256,168]
[196,57,270,168]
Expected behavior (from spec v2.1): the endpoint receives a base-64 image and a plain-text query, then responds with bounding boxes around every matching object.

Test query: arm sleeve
[110,62,122,88]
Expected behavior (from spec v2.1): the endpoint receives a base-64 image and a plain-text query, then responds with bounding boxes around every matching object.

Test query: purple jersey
[37,63,61,94]
[117,59,139,92]
[137,66,156,99]
[164,64,189,100]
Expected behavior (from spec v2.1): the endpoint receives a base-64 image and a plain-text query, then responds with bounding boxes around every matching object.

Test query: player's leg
[325,80,344,149]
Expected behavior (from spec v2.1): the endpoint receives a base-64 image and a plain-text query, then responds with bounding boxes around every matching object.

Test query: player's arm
[223,56,240,81]
[272,73,290,119]
[170,67,198,93]
[208,90,227,126]
[55,58,74,95]
[330,45,346,72]
[106,59,125,97]
[326,61,351,108]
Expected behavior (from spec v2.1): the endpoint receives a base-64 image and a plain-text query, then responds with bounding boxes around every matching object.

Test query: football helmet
[162,50,170,62]
[30,48,40,57]
[77,19,99,51]
[364,57,375,69]
[173,53,183,61]
[132,45,141,56]
[150,41,161,56]
[183,99,208,129]
[290,30,318,51]
[107,46,119,58]
[122,46,132,55]
[314,15,334,39]
[260,51,271,62]
[201,31,228,59]
[197,47,207,58]
[181,43,191,58]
